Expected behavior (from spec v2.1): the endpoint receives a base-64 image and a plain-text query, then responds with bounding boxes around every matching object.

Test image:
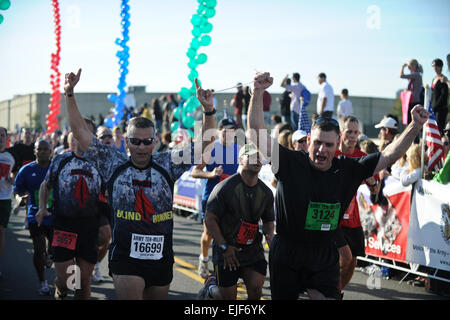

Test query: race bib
[236,221,258,245]
[305,202,340,231]
[52,230,78,250]
[130,233,164,260]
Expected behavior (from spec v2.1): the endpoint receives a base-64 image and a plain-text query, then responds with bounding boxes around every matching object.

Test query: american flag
[424,103,444,172]
[297,97,311,133]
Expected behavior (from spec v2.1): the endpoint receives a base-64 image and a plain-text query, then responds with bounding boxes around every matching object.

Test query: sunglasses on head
[314,117,340,128]
[128,137,155,146]
[99,134,113,140]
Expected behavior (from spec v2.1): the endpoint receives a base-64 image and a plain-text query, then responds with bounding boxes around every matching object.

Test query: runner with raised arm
[62,68,216,300]
[247,72,429,300]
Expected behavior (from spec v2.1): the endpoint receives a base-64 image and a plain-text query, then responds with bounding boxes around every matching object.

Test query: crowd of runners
[0,65,448,300]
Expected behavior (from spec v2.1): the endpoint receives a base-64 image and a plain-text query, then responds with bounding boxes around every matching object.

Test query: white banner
[406,179,450,271]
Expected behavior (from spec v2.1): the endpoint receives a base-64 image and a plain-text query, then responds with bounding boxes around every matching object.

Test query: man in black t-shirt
[247,72,429,300]
[198,144,275,300]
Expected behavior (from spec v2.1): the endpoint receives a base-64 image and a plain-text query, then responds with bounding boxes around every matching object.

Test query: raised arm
[374,105,429,173]
[247,72,273,159]
[64,68,94,152]
[195,78,216,164]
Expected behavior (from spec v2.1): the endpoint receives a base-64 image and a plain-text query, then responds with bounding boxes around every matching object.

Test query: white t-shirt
[337,99,353,118]
[317,82,334,114]
[285,82,305,114]
[0,150,15,200]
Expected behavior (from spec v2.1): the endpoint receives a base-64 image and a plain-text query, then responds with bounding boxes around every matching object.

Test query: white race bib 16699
[130,233,164,260]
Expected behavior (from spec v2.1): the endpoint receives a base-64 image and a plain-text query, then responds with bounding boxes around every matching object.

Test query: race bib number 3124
[130,233,164,260]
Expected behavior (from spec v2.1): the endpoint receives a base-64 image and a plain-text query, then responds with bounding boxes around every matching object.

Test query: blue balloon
[109,0,132,126]
[107,94,117,103]
[105,117,114,128]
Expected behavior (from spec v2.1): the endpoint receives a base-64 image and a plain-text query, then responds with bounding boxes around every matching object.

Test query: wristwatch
[219,243,228,252]
[203,108,216,116]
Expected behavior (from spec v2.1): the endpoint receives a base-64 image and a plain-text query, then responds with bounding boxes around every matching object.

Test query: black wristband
[203,109,216,116]
[65,92,74,97]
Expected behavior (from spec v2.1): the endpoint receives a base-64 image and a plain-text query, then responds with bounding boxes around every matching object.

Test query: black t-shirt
[274,145,380,246]
[8,143,35,172]
[207,173,275,266]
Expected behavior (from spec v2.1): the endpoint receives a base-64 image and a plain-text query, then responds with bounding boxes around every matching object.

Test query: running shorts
[0,199,12,228]
[51,216,99,265]
[269,234,340,300]
[340,226,365,257]
[213,258,267,288]
[109,259,173,288]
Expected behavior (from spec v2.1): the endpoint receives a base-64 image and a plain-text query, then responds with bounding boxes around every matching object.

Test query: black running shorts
[51,216,99,265]
[340,226,365,257]
[214,258,267,288]
[269,234,341,300]
[109,259,173,288]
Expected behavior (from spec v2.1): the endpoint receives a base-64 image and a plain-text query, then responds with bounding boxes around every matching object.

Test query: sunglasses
[314,117,340,128]
[128,137,155,146]
[99,134,113,140]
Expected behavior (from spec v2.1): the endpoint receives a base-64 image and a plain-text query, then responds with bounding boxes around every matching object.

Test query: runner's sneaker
[38,281,50,296]
[92,263,105,283]
[197,275,217,300]
[54,283,67,300]
[198,255,210,279]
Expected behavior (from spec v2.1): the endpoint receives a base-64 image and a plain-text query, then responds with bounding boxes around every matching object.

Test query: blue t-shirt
[14,161,54,225]
[202,142,239,201]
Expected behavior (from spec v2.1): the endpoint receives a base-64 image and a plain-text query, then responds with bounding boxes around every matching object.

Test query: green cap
[239,144,258,158]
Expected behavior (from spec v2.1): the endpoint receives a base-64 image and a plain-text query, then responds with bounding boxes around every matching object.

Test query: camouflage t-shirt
[45,152,103,219]
[82,138,194,266]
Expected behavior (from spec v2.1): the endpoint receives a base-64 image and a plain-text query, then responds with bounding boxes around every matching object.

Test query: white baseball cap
[374,117,398,129]
[292,130,308,142]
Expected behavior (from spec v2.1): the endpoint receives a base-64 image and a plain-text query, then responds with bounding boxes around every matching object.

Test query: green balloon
[184,96,201,113]
[196,53,207,64]
[191,27,201,38]
[190,14,201,26]
[200,22,213,33]
[197,5,206,15]
[0,14,3,24]
[186,48,196,59]
[182,116,195,129]
[205,0,217,8]
[190,38,200,50]
[186,129,194,138]
[184,103,197,114]
[188,59,198,70]
[173,107,183,120]
[200,35,211,46]
[179,87,190,100]
[0,0,10,10]
[204,8,216,18]
[170,121,179,132]
[188,69,198,82]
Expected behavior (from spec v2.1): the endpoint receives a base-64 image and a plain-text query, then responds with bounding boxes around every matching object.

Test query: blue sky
[0,0,449,102]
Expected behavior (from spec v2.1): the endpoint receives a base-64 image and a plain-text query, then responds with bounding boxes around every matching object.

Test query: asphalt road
[0,208,447,301]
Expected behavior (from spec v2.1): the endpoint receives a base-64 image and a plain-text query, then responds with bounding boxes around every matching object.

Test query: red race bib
[52,230,78,250]
[236,221,258,245]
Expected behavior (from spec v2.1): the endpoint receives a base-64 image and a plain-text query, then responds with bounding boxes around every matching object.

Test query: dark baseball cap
[218,118,237,129]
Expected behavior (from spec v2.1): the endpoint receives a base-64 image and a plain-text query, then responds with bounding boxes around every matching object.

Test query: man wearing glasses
[247,72,429,300]
[61,69,216,300]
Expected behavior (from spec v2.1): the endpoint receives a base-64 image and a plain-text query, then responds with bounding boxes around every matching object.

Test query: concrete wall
[0,91,398,137]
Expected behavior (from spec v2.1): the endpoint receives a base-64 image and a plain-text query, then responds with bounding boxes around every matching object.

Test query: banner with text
[405,179,450,271]
[358,176,412,262]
